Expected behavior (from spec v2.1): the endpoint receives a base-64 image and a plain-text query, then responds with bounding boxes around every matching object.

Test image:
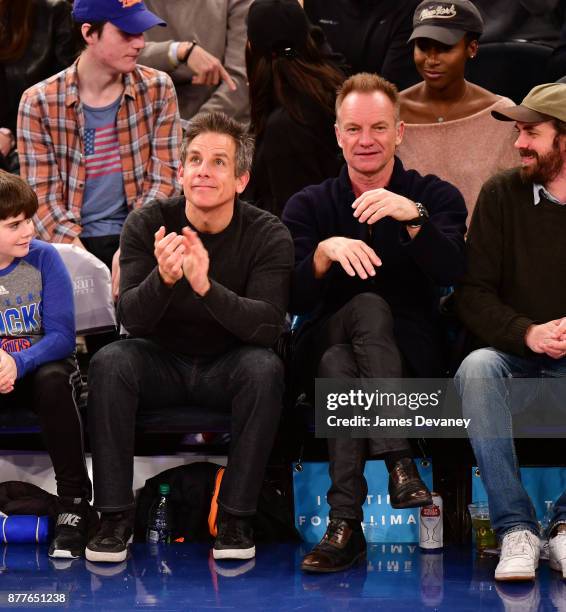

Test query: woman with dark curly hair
[243,0,344,218]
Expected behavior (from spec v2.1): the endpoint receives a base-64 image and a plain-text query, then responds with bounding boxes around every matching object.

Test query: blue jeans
[454,347,566,538]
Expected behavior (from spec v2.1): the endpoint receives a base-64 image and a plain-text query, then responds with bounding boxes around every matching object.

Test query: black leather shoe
[388,457,432,509]
[301,519,366,573]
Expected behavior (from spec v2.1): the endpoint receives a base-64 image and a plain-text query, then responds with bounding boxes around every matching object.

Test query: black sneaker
[49,498,90,559]
[85,511,133,563]
[213,514,255,560]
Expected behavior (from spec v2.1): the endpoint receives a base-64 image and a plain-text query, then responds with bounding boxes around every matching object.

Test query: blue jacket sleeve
[11,245,76,378]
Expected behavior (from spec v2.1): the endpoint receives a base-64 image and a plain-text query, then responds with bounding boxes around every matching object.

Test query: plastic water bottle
[146,484,172,544]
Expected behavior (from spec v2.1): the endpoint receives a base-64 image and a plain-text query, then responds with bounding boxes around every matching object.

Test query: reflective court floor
[1,542,565,611]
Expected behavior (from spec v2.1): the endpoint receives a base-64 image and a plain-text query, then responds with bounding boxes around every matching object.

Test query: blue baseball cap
[72,0,166,35]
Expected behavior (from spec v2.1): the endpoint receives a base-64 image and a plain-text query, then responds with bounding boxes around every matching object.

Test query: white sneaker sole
[549,557,566,578]
[85,535,133,563]
[213,545,255,560]
[49,549,79,559]
[495,569,537,581]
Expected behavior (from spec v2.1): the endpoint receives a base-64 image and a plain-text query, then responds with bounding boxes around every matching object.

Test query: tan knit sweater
[397,97,519,222]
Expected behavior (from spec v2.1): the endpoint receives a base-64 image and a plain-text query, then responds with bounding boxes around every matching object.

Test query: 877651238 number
[0,592,68,606]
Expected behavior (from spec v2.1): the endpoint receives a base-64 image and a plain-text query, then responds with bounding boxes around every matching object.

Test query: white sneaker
[495,530,540,581]
[549,528,566,579]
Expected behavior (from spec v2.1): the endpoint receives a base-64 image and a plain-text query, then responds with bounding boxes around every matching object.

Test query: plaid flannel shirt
[17,61,182,242]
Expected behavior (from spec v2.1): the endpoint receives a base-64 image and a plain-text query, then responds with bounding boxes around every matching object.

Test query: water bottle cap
[159,483,170,495]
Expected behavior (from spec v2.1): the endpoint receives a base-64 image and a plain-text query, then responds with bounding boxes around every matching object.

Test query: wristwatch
[179,40,198,63]
[404,202,429,228]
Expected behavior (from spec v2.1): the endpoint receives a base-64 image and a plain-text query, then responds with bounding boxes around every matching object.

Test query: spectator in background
[474,0,563,47]
[397,0,519,219]
[139,0,251,125]
[0,0,77,174]
[302,0,420,91]
[243,0,344,218]
[17,0,181,275]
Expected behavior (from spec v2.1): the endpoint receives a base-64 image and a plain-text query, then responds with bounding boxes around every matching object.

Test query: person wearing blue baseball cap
[72,0,166,35]
[17,0,181,300]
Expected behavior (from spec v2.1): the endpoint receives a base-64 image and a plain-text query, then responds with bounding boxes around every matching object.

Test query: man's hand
[72,237,86,249]
[182,228,210,296]
[352,189,422,225]
[179,43,236,90]
[154,226,185,287]
[0,350,17,394]
[111,249,120,302]
[525,319,566,359]
[0,128,14,157]
[313,237,381,280]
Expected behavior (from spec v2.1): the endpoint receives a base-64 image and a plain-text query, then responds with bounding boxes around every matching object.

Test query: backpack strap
[208,467,225,537]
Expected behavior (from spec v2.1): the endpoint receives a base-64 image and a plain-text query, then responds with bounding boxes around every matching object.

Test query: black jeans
[87,338,285,515]
[1,358,91,500]
[296,292,411,522]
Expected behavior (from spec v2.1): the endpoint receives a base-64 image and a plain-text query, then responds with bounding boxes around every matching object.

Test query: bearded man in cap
[454,83,566,582]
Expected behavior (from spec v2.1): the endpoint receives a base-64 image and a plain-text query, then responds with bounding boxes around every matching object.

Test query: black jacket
[303,0,420,90]
[282,158,467,376]
[0,0,77,135]
[244,96,342,218]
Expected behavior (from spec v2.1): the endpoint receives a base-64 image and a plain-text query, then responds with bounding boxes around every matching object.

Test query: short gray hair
[180,111,255,177]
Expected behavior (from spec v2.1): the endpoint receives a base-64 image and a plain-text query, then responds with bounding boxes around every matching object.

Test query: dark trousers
[1,359,91,500]
[87,338,285,515]
[296,293,411,522]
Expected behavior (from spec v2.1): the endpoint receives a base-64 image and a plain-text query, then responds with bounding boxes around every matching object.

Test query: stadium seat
[465,41,554,103]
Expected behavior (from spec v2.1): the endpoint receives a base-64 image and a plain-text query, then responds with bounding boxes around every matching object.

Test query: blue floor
[0,542,564,611]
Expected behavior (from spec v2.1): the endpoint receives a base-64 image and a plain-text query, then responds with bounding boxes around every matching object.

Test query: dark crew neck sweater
[455,168,566,356]
[117,197,294,358]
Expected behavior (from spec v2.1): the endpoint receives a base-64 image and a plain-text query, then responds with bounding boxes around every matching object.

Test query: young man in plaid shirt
[17,0,181,282]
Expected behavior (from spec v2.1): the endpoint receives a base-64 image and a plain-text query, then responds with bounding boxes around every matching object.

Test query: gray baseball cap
[408,0,484,46]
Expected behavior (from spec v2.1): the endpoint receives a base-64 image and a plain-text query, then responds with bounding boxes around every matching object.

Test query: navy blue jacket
[282,157,467,376]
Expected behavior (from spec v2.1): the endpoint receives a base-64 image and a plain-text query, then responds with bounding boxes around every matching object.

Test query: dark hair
[336,73,400,122]
[464,32,481,45]
[0,171,38,220]
[75,21,107,52]
[180,111,255,177]
[0,0,35,62]
[552,118,566,136]
[246,33,344,136]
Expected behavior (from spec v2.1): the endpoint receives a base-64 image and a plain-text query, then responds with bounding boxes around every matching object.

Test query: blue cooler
[1,513,52,544]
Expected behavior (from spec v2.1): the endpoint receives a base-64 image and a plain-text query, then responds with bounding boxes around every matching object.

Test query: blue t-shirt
[81,96,128,238]
[0,240,75,378]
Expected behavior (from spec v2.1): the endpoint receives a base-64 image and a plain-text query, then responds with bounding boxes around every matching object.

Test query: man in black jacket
[85,111,294,564]
[283,72,467,573]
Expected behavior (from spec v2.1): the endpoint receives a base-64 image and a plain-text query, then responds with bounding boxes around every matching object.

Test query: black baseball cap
[247,0,310,55]
[408,0,484,46]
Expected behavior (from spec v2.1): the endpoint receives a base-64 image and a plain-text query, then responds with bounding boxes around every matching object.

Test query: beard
[519,137,563,185]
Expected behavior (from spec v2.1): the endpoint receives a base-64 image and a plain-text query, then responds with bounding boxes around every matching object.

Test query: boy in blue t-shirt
[0,171,92,558]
